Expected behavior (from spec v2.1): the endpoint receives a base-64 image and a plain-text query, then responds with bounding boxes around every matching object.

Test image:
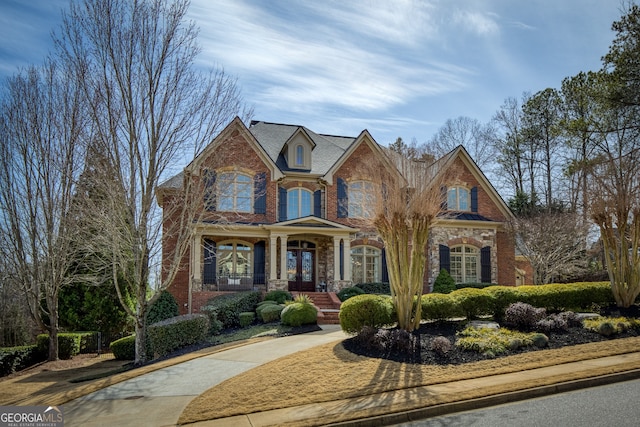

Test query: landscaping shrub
[239,312,255,327]
[259,304,284,323]
[583,316,640,336]
[110,335,136,360]
[263,290,293,304]
[146,290,179,325]
[421,293,463,321]
[339,294,396,334]
[256,301,278,321]
[355,282,391,295]
[201,291,261,328]
[0,345,43,376]
[281,300,318,327]
[430,336,452,356]
[484,286,525,321]
[455,283,496,290]
[147,314,209,358]
[456,327,546,356]
[449,288,495,319]
[504,302,547,330]
[36,333,83,360]
[432,269,456,294]
[353,327,415,353]
[337,286,365,302]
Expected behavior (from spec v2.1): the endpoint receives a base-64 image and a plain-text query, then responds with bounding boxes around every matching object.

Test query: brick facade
[160,119,517,313]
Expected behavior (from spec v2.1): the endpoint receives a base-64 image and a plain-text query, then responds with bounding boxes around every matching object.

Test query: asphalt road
[394,378,640,427]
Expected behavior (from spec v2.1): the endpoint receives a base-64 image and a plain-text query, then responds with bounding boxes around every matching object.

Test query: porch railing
[201,273,266,292]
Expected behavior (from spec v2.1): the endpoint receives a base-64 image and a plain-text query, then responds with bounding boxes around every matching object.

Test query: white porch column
[269,234,278,281]
[189,233,202,314]
[333,236,342,280]
[279,235,288,280]
[343,237,351,281]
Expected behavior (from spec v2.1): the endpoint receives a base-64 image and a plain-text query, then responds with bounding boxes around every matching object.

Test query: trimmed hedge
[449,288,495,319]
[259,304,284,323]
[201,291,261,329]
[337,286,365,302]
[0,345,43,376]
[36,333,88,360]
[147,314,209,358]
[264,290,293,304]
[110,335,136,360]
[421,293,463,320]
[281,302,318,327]
[339,294,396,334]
[239,312,256,327]
[355,282,391,295]
[418,281,614,322]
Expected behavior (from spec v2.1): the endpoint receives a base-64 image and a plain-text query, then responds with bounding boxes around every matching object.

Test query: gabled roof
[248,121,354,176]
[437,145,515,221]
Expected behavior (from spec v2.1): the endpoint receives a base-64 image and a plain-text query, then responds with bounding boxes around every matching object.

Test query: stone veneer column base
[330,280,352,292]
[267,279,289,291]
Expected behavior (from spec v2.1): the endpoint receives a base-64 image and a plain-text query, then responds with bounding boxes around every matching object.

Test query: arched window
[447,187,470,211]
[217,172,252,212]
[287,188,313,219]
[295,145,304,166]
[450,245,479,283]
[217,241,253,282]
[351,246,381,283]
[348,181,375,218]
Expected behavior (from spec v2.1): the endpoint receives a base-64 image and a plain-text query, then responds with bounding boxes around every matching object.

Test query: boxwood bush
[0,345,43,376]
[355,282,391,295]
[110,335,136,360]
[259,304,284,323]
[432,269,456,294]
[337,286,365,302]
[239,312,256,327]
[449,288,495,319]
[263,290,293,304]
[339,294,396,334]
[147,314,209,358]
[201,291,261,329]
[36,333,84,360]
[421,293,463,320]
[281,301,318,327]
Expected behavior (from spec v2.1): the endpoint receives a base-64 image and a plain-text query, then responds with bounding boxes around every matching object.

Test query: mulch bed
[343,304,640,366]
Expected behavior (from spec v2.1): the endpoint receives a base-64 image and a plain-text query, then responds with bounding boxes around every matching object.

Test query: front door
[287,241,315,292]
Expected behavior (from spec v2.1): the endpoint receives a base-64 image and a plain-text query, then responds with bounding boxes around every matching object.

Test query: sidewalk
[62,326,640,427]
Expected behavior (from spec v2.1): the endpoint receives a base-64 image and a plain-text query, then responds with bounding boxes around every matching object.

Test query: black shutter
[381,248,389,283]
[254,172,267,214]
[439,244,450,272]
[278,186,287,221]
[337,177,348,218]
[481,246,491,283]
[203,239,216,285]
[440,185,448,210]
[314,190,322,217]
[471,186,478,213]
[253,241,266,284]
[204,170,217,211]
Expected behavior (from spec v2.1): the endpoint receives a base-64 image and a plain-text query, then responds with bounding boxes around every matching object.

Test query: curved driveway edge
[62,326,348,427]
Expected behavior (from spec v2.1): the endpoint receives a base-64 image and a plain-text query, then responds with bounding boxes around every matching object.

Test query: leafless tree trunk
[354,150,448,332]
[0,60,86,360]
[493,95,527,196]
[54,0,252,363]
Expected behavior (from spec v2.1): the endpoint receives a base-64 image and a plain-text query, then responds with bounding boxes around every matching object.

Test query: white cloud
[452,10,500,36]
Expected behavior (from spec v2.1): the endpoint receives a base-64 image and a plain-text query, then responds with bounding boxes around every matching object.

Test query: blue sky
[0,0,625,146]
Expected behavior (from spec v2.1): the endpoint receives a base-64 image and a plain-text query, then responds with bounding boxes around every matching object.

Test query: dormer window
[295,145,304,167]
[285,131,313,170]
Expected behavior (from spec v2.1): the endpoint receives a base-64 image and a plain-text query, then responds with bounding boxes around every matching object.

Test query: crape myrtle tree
[54,0,252,363]
[0,60,87,360]
[588,3,640,308]
[353,148,449,332]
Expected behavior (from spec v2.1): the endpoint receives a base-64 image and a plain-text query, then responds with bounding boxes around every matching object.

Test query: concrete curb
[327,368,640,426]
